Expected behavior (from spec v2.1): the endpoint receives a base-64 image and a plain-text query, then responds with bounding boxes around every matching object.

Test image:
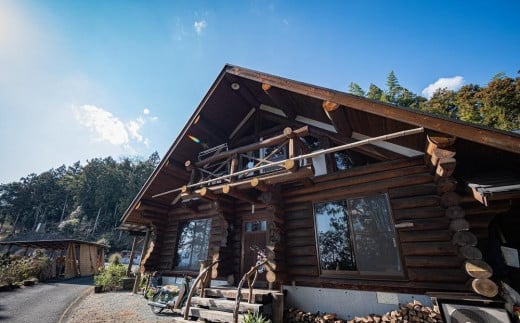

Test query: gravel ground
[64,289,184,323]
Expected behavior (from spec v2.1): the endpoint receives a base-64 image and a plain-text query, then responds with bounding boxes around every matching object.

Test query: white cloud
[74,105,128,145]
[126,117,145,143]
[73,105,150,148]
[194,20,207,34]
[143,108,150,115]
[422,76,464,98]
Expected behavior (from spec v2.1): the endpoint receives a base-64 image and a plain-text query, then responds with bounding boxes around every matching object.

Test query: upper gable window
[314,194,402,276]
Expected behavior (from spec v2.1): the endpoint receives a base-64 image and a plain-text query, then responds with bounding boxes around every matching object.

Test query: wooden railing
[183,259,221,320]
[232,259,269,323]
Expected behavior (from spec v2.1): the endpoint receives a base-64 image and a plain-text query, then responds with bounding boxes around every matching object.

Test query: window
[175,218,212,270]
[314,194,401,276]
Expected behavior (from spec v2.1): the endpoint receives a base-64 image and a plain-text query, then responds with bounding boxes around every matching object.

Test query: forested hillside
[0,152,159,252]
[349,70,520,131]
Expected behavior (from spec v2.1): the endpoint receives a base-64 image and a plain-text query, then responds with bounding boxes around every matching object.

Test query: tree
[479,75,520,130]
[424,88,456,117]
[455,84,482,123]
[348,82,365,97]
[385,71,400,104]
[366,83,384,101]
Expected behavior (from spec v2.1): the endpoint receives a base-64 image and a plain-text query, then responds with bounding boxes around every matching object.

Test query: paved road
[0,276,93,323]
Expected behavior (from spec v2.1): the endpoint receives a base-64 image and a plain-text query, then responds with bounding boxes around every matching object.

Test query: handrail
[232,259,268,323]
[183,259,221,320]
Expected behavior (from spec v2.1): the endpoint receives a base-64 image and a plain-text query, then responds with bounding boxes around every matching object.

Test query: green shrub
[0,251,50,285]
[93,253,127,291]
[243,311,271,323]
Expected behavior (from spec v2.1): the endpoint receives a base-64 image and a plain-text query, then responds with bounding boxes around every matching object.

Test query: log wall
[281,156,470,292]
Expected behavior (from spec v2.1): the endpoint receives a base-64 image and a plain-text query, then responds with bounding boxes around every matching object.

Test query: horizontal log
[283,210,313,221]
[452,231,478,247]
[470,278,498,297]
[408,268,467,283]
[286,236,317,248]
[465,259,493,279]
[466,215,499,229]
[286,256,318,267]
[436,177,458,194]
[404,256,463,268]
[398,230,452,243]
[287,165,429,197]
[287,245,317,257]
[195,126,309,167]
[287,266,319,277]
[388,183,437,199]
[430,147,456,169]
[440,191,462,208]
[449,218,470,232]
[391,195,440,210]
[285,218,315,231]
[286,173,433,204]
[286,228,316,239]
[396,217,450,231]
[427,132,457,149]
[313,157,424,184]
[435,157,456,179]
[393,206,445,220]
[459,246,483,260]
[401,242,458,256]
[446,206,465,219]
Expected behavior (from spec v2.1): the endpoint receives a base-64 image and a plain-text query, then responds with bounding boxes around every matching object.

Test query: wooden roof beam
[223,184,257,204]
[262,83,297,120]
[322,100,353,138]
[227,66,520,154]
[199,187,218,201]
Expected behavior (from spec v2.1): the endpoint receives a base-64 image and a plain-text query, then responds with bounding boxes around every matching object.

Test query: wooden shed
[0,239,105,278]
[120,65,520,321]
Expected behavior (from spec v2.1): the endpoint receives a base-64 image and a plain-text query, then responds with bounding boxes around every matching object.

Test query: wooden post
[133,228,151,294]
[126,236,138,277]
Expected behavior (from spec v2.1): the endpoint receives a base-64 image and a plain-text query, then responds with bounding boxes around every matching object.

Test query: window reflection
[314,194,401,275]
[175,218,212,270]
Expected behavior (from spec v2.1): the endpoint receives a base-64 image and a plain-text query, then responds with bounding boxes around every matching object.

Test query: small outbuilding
[0,238,105,278]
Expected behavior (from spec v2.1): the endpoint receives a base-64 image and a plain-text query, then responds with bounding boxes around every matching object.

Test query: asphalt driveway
[0,276,93,323]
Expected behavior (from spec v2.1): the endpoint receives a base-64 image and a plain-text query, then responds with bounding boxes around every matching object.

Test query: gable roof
[120,64,520,230]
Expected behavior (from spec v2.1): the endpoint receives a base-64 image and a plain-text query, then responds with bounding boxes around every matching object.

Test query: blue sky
[1,0,519,184]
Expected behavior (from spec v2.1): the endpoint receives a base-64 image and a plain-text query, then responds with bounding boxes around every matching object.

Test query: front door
[242,220,267,282]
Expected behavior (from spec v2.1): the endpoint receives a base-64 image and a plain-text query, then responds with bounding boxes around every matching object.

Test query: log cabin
[119,65,520,321]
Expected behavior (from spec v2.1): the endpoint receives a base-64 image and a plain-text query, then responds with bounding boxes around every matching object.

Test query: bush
[93,253,127,291]
[243,311,271,323]
[0,251,51,285]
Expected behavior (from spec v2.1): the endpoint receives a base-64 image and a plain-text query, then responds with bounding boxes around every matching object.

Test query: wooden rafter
[322,100,352,137]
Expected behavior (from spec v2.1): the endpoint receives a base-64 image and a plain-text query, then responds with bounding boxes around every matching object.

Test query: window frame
[174,218,212,271]
[313,193,403,279]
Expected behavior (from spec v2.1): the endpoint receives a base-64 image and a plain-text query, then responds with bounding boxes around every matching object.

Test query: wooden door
[242,220,268,282]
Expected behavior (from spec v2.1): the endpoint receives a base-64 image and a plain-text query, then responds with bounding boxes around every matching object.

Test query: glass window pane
[315,201,356,271]
[348,195,401,274]
[175,218,211,270]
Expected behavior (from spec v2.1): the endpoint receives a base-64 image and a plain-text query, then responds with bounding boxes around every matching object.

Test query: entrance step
[190,296,266,313]
[203,286,276,303]
[185,307,245,322]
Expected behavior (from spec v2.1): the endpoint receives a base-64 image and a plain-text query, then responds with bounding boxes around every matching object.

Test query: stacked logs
[285,301,442,323]
[425,131,498,298]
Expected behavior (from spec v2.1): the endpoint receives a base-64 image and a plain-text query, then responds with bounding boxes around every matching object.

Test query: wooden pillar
[126,236,138,277]
[133,227,152,294]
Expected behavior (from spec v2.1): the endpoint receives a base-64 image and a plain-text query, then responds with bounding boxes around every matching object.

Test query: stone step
[190,296,265,313]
